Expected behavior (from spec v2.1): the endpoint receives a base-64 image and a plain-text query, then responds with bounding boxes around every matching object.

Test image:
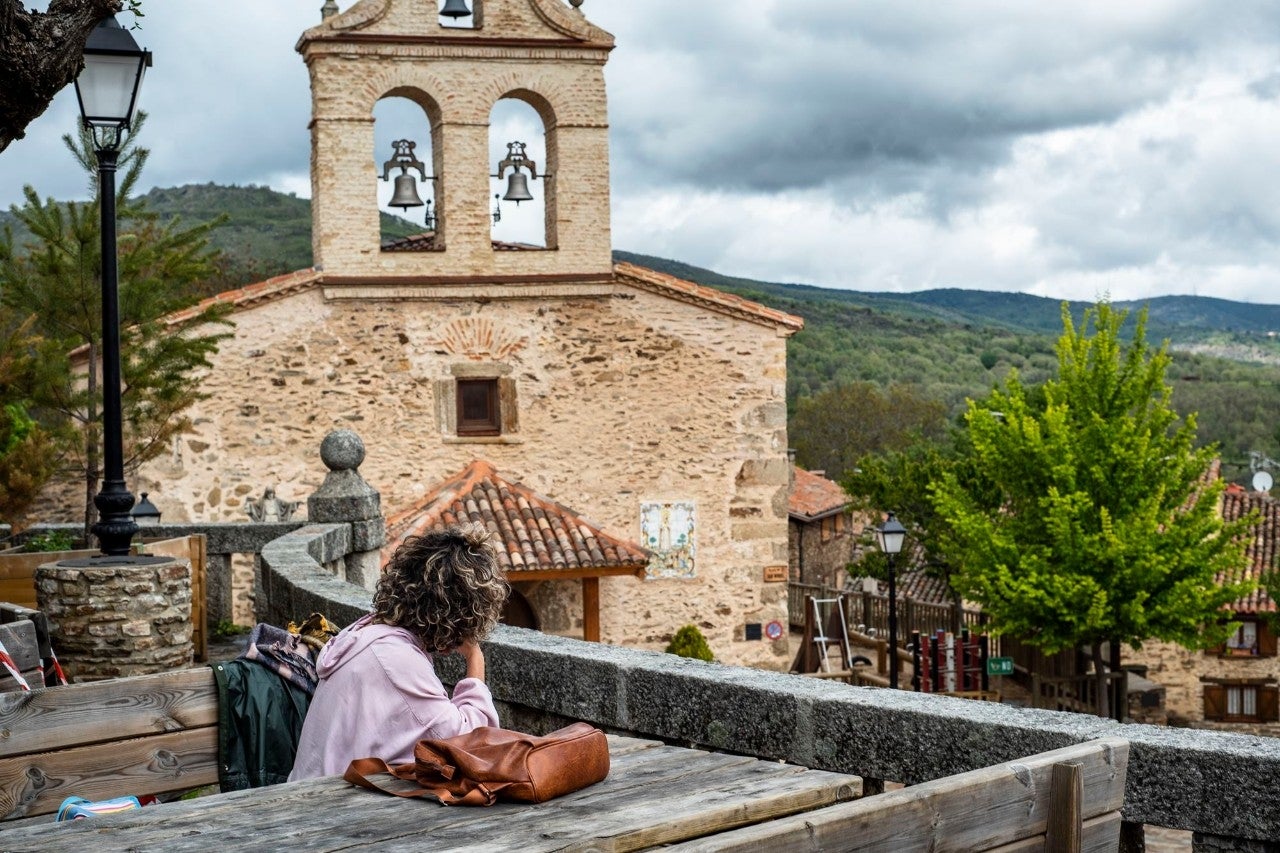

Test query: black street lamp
[74,16,152,557]
[876,512,907,689]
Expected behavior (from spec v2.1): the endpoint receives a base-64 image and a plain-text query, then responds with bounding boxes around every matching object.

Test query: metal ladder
[810,594,853,673]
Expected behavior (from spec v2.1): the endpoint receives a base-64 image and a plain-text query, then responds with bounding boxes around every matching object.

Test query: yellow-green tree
[932,303,1257,716]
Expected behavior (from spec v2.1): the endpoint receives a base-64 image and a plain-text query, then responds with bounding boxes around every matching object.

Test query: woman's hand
[458,639,486,682]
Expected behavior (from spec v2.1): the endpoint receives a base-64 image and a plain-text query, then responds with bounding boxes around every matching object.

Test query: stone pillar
[35,555,192,682]
[307,429,385,590]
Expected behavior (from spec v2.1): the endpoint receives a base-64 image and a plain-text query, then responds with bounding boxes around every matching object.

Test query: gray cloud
[3,1,1279,304]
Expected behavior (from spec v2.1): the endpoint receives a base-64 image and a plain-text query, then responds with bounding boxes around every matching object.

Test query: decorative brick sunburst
[430,318,527,361]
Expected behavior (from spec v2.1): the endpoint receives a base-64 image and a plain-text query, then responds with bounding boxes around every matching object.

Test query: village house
[1130,481,1280,733]
[787,462,857,589]
[89,0,805,667]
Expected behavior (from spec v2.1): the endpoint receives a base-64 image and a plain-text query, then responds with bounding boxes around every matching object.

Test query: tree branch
[0,0,123,153]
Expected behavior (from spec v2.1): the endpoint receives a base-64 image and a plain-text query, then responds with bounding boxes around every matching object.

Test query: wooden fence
[788,581,986,652]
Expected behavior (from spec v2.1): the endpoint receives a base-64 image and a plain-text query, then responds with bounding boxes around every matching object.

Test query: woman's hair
[372,523,510,653]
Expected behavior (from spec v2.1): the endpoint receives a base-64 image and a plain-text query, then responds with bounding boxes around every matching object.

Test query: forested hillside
[6,184,1276,476]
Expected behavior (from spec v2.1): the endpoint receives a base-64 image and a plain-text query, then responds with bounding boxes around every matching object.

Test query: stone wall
[1129,637,1280,724]
[118,284,791,667]
[789,515,855,588]
[35,558,192,681]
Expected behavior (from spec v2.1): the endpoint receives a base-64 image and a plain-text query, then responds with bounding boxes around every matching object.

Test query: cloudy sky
[4,0,1280,303]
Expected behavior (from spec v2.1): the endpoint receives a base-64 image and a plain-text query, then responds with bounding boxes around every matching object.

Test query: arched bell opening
[488,93,554,250]
[374,90,443,251]
[439,0,482,30]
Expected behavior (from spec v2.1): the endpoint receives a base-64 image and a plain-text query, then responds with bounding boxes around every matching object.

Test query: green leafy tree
[791,381,947,482]
[0,312,61,530]
[0,115,230,536]
[932,303,1257,716]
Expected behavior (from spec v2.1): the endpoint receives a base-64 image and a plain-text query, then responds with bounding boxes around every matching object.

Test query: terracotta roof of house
[789,467,848,521]
[613,262,805,333]
[383,459,649,577]
[1220,489,1279,615]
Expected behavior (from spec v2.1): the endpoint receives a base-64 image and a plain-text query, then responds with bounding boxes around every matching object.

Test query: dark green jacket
[211,659,311,791]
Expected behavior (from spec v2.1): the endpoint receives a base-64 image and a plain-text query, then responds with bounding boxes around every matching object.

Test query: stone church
[130,0,803,667]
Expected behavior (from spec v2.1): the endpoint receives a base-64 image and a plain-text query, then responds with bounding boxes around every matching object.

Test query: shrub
[665,624,714,662]
[21,530,76,552]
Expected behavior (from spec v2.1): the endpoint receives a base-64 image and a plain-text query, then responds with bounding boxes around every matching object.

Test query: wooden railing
[1031,671,1129,719]
[788,581,986,652]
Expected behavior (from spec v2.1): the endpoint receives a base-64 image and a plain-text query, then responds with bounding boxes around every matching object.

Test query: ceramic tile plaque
[641,501,696,579]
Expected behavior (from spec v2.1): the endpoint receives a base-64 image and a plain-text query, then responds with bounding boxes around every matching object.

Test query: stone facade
[1129,636,1280,732]
[129,277,795,667]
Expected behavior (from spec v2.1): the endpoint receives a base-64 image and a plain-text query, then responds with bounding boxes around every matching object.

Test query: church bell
[389,172,425,209]
[503,171,534,204]
[440,0,472,18]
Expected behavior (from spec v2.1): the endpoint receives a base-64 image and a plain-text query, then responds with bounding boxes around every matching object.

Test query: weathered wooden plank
[987,812,1123,853]
[0,727,219,819]
[657,738,1128,853]
[0,621,39,672]
[0,668,41,694]
[0,737,857,853]
[0,667,217,758]
[1046,762,1084,853]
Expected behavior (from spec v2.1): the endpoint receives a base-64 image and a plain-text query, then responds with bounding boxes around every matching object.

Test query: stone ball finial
[569,0,584,7]
[320,429,365,471]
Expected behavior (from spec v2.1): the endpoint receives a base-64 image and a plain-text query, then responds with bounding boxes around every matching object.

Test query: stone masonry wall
[35,558,193,681]
[121,283,791,668]
[1129,638,1280,726]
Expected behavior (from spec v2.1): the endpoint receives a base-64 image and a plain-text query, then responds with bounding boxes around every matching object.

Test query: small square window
[1226,621,1259,656]
[457,379,500,436]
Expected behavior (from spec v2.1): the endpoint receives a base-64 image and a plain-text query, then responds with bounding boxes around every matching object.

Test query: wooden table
[0,735,860,852]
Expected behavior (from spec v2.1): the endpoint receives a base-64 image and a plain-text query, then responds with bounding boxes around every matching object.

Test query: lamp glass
[77,53,145,126]
[877,515,906,555]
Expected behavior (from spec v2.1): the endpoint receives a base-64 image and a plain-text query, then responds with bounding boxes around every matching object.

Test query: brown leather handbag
[343,722,610,806]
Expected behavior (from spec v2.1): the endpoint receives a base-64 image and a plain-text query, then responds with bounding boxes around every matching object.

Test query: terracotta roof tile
[789,467,848,520]
[383,460,649,576]
[1220,489,1280,615]
[164,268,322,325]
[613,262,804,333]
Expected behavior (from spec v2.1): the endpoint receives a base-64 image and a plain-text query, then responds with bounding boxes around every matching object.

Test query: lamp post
[73,16,152,558]
[876,512,907,689]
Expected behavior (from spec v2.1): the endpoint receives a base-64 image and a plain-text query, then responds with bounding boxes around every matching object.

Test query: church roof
[788,466,848,521]
[383,459,649,579]
[171,261,804,332]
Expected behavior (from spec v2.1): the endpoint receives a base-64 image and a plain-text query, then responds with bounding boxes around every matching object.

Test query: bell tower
[297,0,615,280]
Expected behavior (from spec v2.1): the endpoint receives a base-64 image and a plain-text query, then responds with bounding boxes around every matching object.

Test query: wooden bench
[0,667,220,820]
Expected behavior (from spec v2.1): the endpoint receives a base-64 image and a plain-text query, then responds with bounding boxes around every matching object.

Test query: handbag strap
[343,757,501,806]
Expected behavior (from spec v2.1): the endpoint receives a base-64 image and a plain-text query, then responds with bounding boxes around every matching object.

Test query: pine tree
[0,114,231,537]
[931,303,1257,717]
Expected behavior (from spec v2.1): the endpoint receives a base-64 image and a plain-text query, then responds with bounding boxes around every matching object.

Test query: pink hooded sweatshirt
[288,615,499,780]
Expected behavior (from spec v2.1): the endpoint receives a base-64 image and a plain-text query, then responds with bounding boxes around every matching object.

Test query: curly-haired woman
[289,523,510,780]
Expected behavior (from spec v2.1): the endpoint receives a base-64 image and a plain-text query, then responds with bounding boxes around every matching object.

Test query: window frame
[456,378,501,437]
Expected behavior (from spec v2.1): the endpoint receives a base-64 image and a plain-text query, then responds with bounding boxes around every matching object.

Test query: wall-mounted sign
[764,620,785,641]
[763,565,787,583]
